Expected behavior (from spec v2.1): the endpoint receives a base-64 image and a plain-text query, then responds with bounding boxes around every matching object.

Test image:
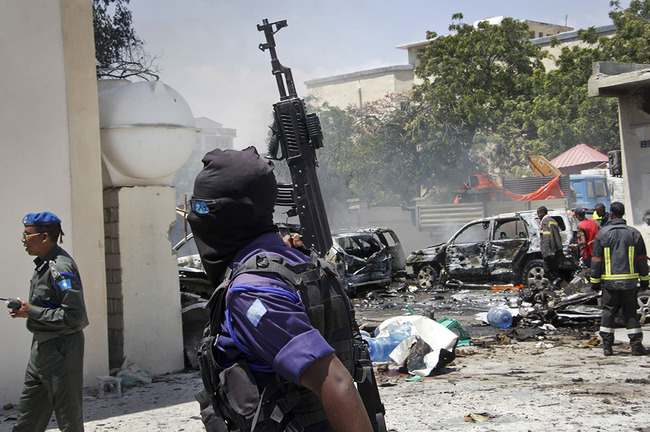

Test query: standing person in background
[593,203,610,228]
[573,207,599,268]
[11,212,89,432]
[537,206,564,286]
[591,202,649,356]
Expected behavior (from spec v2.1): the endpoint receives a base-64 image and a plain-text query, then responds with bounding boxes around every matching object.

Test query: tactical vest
[195,252,385,432]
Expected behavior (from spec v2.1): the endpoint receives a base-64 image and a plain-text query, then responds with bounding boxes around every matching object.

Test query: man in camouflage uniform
[590,202,649,356]
[11,212,89,432]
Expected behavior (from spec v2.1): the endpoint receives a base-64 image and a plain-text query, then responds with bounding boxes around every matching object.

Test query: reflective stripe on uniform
[601,273,639,280]
[640,274,650,282]
[600,326,615,334]
[600,246,640,281]
[590,277,601,283]
[628,328,643,335]
[629,246,635,277]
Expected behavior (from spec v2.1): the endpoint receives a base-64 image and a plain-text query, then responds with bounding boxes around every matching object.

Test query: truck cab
[569,174,611,211]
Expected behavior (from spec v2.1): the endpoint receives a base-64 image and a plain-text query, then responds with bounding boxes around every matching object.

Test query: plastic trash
[363,323,412,362]
[374,321,412,339]
[367,336,392,361]
[487,308,512,328]
[437,318,471,346]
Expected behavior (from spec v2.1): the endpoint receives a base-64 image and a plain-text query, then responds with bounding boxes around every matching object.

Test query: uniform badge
[246,298,268,327]
[57,279,72,291]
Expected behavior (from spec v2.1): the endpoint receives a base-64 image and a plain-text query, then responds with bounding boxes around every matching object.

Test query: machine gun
[258,19,387,432]
[257,18,332,258]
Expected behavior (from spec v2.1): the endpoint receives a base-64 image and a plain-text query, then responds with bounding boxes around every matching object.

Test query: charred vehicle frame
[406,209,579,291]
[326,227,406,295]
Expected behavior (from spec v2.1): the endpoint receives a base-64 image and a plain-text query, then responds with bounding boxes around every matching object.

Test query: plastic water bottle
[387,323,412,344]
[361,334,387,361]
[364,323,413,361]
[372,337,392,361]
[487,308,513,328]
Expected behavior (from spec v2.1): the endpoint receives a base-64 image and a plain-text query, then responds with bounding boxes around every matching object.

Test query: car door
[375,229,406,274]
[486,217,529,278]
[445,221,490,279]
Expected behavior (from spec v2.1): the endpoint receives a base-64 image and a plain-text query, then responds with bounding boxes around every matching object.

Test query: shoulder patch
[57,279,72,291]
[246,298,268,327]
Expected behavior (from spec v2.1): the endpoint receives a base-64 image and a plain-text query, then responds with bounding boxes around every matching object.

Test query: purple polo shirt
[214,232,335,385]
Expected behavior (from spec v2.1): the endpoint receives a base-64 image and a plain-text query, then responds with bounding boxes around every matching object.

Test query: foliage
[525,0,650,159]
[295,2,650,207]
[93,0,159,80]
[311,94,445,206]
[412,15,547,182]
[305,100,358,208]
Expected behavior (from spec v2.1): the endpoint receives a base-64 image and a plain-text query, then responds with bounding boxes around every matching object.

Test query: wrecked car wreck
[405,209,578,290]
[326,227,406,295]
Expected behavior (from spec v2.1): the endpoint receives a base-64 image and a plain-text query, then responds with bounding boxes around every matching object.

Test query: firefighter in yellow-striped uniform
[590,202,649,356]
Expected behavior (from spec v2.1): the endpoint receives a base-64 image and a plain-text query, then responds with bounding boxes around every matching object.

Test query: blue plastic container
[487,308,513,328]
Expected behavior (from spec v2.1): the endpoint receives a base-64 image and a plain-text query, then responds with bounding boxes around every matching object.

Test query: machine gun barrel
[258,18,332,257]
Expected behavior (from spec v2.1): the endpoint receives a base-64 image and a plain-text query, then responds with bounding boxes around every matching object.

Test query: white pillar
[104,186,184,373]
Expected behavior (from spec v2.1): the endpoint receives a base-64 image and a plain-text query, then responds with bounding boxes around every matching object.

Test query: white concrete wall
[117,187,184,374]
[307,67,420,109]
[0,0,109,402]
[617,95,650,245]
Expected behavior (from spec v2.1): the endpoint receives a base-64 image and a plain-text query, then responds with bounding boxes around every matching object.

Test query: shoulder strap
[205,278,231,337]
[232,253,321,289]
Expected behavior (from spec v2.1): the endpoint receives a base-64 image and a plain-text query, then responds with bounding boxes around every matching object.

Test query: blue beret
[22,212,62,226]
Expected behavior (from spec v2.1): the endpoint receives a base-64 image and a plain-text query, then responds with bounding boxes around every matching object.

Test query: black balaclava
[188,146,277,286]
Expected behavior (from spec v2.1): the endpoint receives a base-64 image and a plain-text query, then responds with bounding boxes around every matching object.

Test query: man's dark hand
[640,280,649,291]
[590,282,601,292]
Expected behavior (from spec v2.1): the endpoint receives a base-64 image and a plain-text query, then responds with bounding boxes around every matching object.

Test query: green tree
[306,100,358,209]
[413,15,547,180]
[312,93,442,206]
[529,0,650,159]
[93,0,159,80]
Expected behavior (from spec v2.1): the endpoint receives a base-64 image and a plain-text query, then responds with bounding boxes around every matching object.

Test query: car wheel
[638,291,650,324]
[417,265,439,290]
[522,259,548,291]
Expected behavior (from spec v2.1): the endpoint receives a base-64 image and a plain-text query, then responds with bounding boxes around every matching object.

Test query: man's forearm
[300,354,372,432]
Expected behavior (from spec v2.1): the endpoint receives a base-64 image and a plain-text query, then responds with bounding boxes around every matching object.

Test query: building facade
[0,0,109,402]
[306,19,613,109]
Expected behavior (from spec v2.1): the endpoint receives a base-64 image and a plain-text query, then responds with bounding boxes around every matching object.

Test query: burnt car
[406,209,578,290]
[326,227,406,295]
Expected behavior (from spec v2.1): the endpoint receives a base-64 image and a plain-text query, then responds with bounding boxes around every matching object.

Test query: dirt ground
[2,289,650,432]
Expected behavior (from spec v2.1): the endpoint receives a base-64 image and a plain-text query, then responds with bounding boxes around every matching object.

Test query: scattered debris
[374,315,458,376]
[116,359,152,387]
[438,318,471,346]
[97,375,122,399]
[582,336,600,348]
[404,375,422,382]
[535,342,554,349]
[625,378,650,384]
[464,412,492,422]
